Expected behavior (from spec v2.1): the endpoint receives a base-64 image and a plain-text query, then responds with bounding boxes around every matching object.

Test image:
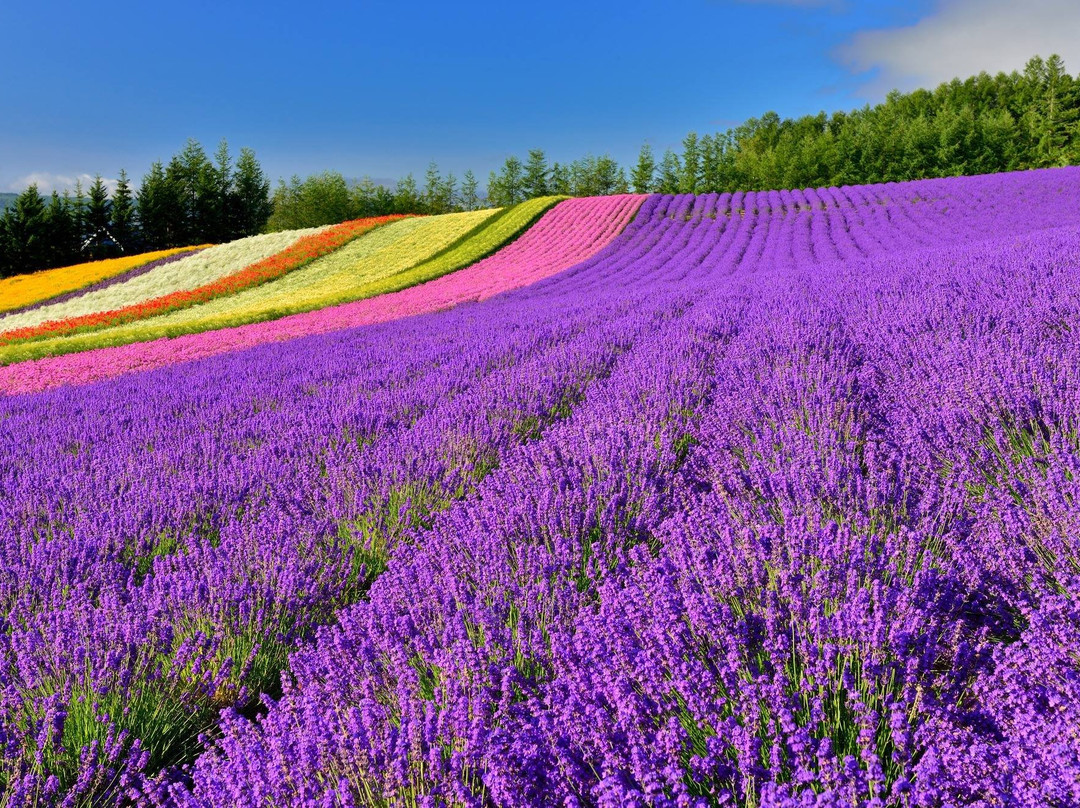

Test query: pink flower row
[0,195,646,395]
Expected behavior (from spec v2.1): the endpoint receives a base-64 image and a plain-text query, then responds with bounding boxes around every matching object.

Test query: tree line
[0,140,271,279]
[3,55,1078,279]
[625,54,1080,195]
[263,164,484,231]
[267,152,632,230]
[266,55,1080,226]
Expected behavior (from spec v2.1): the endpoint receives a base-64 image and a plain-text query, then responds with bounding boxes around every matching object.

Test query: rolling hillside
[2,168,1080,806]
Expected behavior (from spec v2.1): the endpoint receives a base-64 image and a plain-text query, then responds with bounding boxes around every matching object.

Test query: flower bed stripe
[157,209,500,331]
[0,229,326,334]
[0,201,561,366]
[0,247,208,314]
[0,195,645,393]
[5,247,209,316]
[0,216,404,346]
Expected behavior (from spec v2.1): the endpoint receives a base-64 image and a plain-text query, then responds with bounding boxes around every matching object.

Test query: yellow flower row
[0,247,211,315]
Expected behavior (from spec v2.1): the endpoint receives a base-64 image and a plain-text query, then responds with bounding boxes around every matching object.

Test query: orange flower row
[0,216,408,346]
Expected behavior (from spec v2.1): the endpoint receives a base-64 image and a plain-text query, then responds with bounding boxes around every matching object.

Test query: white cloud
[7,172,120,196]
[836,0,1080,98]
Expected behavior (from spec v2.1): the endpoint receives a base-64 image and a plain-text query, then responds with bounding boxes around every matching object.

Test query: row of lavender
[0,278,662,802]
[2,168,1080,805]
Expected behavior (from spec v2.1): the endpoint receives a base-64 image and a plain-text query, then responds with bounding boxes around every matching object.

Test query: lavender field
[3,168,1080,806]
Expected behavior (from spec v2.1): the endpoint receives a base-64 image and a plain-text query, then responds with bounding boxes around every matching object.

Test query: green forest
[3,54,1078,280]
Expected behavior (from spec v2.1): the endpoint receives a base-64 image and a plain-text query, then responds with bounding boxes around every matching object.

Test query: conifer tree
[441,172,458,212]
[460,170,480,211]
[193,145,223,241]
[424,162,441,213]
[0,214,8,278]
[0,185,48,277]
[110,169,135,251]
[593,155,626,195]
[488,156,525,207]
[44,191,78,267]
[631,143,656,193]
[568,157,592,196]
[424,162,455,213]
[350,177,377,217]
[208,139,233,241]
[86,175,112,258]
[700,134,723,192]
[657,150,681,194]
[270,171,352,228]
[1033,54,1079,166]
[137,161,169,249]
[166,139,213,244]
[266,178,298,231]
[348,178,395,218]
[523,149,549,198]
[549,162,571,196]
[680,132,701,194]
[72,179,87,249]
[164,153,191,244]
[233,147,272,236]
[0,212,9,279]
[393,174,422,214]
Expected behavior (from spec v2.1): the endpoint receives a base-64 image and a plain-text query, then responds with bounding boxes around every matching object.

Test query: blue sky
[2,0,1078,193]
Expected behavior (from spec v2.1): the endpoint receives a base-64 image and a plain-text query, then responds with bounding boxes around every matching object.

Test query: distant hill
[0,192,17,212]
